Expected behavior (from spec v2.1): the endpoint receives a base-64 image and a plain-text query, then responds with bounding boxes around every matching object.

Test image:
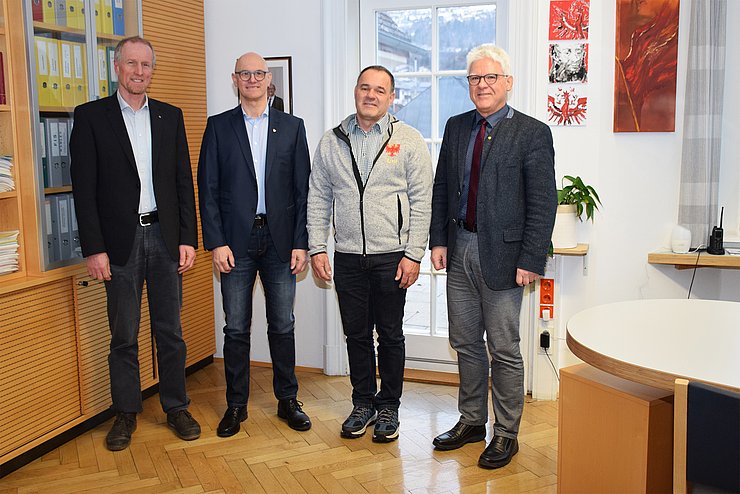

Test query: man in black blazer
[268,83,284,112]
[70,36,200,451]
[198,52,311,437]
[429,44,557,469]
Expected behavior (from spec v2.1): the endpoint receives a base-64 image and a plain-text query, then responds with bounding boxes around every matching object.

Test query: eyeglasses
[235,70,267,82]
[466,73,508,86]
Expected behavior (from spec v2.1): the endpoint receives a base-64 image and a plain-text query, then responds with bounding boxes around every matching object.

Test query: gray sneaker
[372,408,399,443]
[340,405,377,438]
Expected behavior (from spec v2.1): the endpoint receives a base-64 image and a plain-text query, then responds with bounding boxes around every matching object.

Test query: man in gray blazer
[429,44,557,469]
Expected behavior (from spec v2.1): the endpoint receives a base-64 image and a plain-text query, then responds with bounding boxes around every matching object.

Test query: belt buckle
[139,213,151,227]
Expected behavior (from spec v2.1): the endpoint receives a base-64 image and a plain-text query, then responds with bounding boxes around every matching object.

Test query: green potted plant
[552,175,602,248]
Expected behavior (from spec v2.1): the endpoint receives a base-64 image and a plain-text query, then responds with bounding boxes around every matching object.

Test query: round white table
[566,299,740,392]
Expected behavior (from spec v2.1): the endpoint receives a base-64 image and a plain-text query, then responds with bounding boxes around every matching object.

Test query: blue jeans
[333,251,406,410]
[220,224,298,407]
[447,227,524,438]
[105,222,189,414]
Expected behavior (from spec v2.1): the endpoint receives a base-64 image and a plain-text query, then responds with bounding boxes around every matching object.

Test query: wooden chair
[673,378,740,494]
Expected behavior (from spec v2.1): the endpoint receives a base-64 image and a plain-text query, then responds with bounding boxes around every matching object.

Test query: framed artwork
[613,0,680,132]
[548,85,588,126]
[265,56,293,114]
[549,0,590,40]
[549,43,588,83]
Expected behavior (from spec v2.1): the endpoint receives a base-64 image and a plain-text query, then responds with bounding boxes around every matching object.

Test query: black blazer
[197,105,310,262]
[430,108,557,290]
[70,94,198,266]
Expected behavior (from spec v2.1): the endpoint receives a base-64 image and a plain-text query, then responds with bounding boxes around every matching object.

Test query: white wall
[203,0,740,372]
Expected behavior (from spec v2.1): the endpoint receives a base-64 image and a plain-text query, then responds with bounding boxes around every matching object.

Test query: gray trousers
[446,227,524,439]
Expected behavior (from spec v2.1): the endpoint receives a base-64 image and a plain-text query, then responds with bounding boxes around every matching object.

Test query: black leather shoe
[432,421,486,451]
[277,399,312,431]
[217,406,248,437]
[106,412,137,451]
[167,409,201,441]
[478,436,518,469]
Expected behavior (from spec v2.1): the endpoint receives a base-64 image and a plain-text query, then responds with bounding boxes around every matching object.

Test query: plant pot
[552,204,578,249]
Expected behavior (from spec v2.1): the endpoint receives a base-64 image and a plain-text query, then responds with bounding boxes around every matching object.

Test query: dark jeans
[105,222,189,414]
[333,251,407,410]
[220,224,298,407]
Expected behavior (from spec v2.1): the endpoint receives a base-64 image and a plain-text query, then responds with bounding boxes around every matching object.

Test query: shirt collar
[117,91,149,112]
[349,113,390,135]
[475,103,509,129]
[241,103,270,121]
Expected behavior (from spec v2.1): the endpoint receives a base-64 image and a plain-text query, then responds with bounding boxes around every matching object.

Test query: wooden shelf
[32,21,85,37]
[39,106,76,113]
[44,186,73,194]
[648,251,740,270]
[0,104,10,112]
[0,191,16,199]
[554,243,589,256]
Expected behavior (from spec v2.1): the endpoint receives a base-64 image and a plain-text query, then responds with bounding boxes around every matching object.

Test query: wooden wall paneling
[143,0,215,366]
[0,280,80,457]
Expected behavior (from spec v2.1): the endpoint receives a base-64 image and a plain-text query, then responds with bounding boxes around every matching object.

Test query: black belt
[253,214,267,228]
[458,219,477,233]
[138,211,158,226]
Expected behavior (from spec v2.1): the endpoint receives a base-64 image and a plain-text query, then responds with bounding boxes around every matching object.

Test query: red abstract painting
[614,0,680,132]
[549,0,590,40]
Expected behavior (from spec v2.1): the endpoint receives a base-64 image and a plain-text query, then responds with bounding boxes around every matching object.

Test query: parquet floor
[0,361,559,493]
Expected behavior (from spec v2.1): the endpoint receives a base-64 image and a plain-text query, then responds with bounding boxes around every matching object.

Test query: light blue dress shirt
[118,91,155,214]
[242,104,270,215]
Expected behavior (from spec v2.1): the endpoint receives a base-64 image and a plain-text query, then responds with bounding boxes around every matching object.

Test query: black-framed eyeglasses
[235,70,267,82]
[466,73,508,86]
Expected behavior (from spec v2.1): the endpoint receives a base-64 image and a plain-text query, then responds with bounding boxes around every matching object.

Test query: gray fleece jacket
[307,114,432,261]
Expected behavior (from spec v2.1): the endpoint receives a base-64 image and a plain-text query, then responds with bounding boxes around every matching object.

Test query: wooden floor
[0,361,559,493]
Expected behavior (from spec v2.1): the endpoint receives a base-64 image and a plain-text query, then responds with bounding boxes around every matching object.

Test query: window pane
[377,9,431,74]
[438,5,497,71]
[392,76,432,138]
[404,273,430,335]
[438,75,474,136]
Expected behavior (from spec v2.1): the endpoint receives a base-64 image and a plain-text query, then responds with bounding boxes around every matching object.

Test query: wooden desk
[558,299,740,493]
[566,299,740,392]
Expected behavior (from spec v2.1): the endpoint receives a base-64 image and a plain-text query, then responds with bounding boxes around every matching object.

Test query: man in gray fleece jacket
[307,66,432,443]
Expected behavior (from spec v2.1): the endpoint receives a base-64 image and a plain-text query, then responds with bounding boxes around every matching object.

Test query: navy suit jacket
[430,108,557,290]
[197,105,310,262]
[70,94,197,266]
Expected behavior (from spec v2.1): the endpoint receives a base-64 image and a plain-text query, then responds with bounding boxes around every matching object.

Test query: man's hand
[516,268,540,287]
[178,245,196,274]
[310,252,333,282]
[86,252,112,281]
[395,257,420,289]
[212,245,235,274]
[291,249,308,274]
[431,246,447,271]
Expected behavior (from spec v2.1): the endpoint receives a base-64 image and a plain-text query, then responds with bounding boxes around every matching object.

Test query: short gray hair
[114,36,156,67]
[466,44,510,75]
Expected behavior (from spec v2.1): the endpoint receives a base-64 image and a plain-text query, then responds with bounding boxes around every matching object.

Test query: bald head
[234,52,267,72]
[232,51,272,110]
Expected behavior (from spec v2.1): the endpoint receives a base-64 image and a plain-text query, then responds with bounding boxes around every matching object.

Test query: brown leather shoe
[106,412,137,451]
[478,436,518,469]
[433,421,486,450]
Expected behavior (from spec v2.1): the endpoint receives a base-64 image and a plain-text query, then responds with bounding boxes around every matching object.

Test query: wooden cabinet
[557,364,674,494]
[0,279,79,457]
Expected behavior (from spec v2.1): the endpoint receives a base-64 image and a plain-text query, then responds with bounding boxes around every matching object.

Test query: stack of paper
[0,230,20,275]
[0,155,14,192]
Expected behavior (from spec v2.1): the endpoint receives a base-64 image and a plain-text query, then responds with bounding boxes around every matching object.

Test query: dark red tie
[466,120,487,228]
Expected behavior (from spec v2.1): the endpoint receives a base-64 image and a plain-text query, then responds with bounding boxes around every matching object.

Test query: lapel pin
[487,135,491,140]
[272,128,277,133]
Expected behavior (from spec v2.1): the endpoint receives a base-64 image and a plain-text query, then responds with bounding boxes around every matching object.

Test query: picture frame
[265,56,293,114]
